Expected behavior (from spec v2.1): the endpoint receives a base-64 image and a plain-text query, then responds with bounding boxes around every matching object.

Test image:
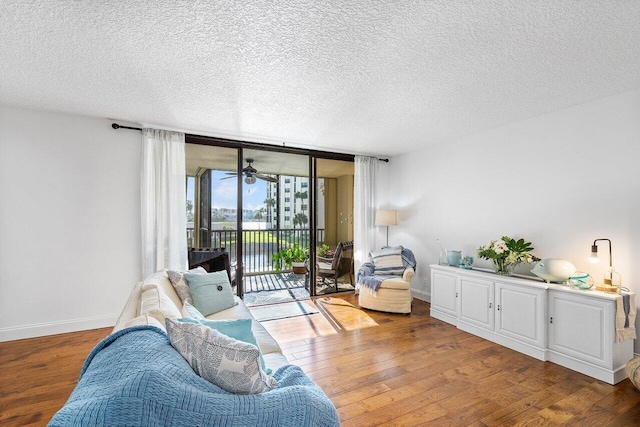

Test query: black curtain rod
[112,123,142,131]
[113,122,389,162]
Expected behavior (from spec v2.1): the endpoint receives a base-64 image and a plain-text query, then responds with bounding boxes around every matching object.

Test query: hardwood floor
[0,326,111,426]
[1,294,639,426]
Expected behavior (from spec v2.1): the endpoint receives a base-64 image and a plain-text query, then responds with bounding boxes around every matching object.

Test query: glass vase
[492,259,516,276]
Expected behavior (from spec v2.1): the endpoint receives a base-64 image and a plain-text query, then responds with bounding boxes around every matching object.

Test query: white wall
[0,106,142,341]
[382,89,640,351]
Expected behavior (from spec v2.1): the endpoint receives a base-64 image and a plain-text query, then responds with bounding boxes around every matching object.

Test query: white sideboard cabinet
[430,264,634,384]
[430,269,458,324]
[495,281,546,352]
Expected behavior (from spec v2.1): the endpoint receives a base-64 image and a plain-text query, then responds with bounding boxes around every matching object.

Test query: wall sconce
[375,209,398,246]
[589,238,621,291]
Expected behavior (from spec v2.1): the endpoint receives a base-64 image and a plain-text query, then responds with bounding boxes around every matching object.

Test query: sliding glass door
[315,158,355,295]
[240,150,311,304]
[185,138,354,303]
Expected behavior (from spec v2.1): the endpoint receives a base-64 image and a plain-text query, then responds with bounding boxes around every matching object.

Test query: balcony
[188,227,324,274]
[187,226,353,305]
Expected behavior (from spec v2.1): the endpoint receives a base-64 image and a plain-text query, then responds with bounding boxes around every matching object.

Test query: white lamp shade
[375,209,398,226]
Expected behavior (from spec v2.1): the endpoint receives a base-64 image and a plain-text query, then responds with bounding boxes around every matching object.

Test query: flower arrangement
[477,236,539,275]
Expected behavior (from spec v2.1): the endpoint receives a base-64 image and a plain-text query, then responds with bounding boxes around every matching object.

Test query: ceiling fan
[222,158,278,184]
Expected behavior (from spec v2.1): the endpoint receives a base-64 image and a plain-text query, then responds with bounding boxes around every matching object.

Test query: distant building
[265,176,324,229]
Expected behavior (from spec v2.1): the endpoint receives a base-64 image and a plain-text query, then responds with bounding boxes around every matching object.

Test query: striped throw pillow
[371,247,405,275]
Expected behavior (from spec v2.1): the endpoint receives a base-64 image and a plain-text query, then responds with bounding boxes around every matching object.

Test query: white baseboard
[0,314,117,342]
[412,289,430,302]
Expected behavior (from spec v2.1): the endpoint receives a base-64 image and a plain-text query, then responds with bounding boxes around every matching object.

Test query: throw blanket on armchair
[357,246,417,292]
[49,326,340,427]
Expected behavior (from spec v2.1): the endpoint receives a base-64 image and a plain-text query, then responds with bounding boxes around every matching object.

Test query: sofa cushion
[165,319,277,395]
[177,317,270,374]
[167,266,207,304]
[262,352,289,373]
[184,271,237,316]
[140,287,182,321]
[206,297,283,356]
[124,312,166,332]
[249,322,283,356]
[141,270,183,311]
[370,247,405,275]
[206,296,253,319]
[181,301,205,319]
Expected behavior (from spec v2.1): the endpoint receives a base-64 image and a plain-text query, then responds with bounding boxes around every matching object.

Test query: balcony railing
[187,227,325,274]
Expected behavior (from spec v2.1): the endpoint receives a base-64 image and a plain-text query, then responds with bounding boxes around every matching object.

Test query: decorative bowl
[568,272,594,290]
[531,258,576,283]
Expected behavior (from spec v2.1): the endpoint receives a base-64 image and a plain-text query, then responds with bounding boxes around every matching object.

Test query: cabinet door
[431,270,458,318]
[495,282,545,348]
[459,277,494,331]
[548,290,612,368]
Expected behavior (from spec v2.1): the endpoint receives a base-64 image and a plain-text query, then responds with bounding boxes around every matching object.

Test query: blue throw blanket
[49,326,340,427]
[357,264,397,292]
[357,246,417,292]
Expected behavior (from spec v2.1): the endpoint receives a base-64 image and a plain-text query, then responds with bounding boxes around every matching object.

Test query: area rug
[249,301,319,322]
[243,288,310,307]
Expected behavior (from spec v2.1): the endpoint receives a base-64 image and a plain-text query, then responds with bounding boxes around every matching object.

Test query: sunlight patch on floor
[315,297,379,332]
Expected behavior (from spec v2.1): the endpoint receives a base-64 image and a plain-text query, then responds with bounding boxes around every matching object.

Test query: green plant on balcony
[272,243,309,273]
[318,244,331,257]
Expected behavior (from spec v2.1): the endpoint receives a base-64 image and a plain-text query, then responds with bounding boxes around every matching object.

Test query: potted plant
[477,236,539,275]
[317,244,331,257]
[272,243,309,274]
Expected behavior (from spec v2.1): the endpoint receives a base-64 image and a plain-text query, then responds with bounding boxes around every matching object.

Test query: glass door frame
[186,134,354,299]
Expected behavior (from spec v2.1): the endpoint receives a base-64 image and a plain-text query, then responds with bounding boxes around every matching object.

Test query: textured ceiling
[1,1,639,156]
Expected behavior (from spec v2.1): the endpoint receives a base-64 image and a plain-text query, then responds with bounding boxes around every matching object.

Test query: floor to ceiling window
[184,137,354,305]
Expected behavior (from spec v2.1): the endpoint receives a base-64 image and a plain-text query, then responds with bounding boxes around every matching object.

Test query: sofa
[49,269,340,426]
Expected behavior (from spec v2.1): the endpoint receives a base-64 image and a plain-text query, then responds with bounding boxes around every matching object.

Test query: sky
[186,171,267,211]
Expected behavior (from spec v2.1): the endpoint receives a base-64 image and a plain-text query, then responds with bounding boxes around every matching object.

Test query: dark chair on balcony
[188,247,235,285]
[316,241,354,291]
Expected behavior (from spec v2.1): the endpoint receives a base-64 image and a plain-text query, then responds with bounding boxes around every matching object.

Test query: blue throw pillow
[183,271,237,317]
[182,301,205,320]
[177,317,271,374]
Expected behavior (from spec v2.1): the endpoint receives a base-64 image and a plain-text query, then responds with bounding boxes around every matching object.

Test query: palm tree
[263,198,276,223]
[293,212,308,228]
[294,191,308,214]
[294,191,308,201]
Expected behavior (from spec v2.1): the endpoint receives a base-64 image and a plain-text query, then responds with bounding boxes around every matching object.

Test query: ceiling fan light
[244,175,257,185]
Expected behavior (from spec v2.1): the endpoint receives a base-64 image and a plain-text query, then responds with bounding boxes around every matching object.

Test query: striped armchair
[357,246,415,314]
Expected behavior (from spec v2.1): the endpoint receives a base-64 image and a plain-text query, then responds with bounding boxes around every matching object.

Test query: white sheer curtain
[353,155,379,274]
[141,128,187,277]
